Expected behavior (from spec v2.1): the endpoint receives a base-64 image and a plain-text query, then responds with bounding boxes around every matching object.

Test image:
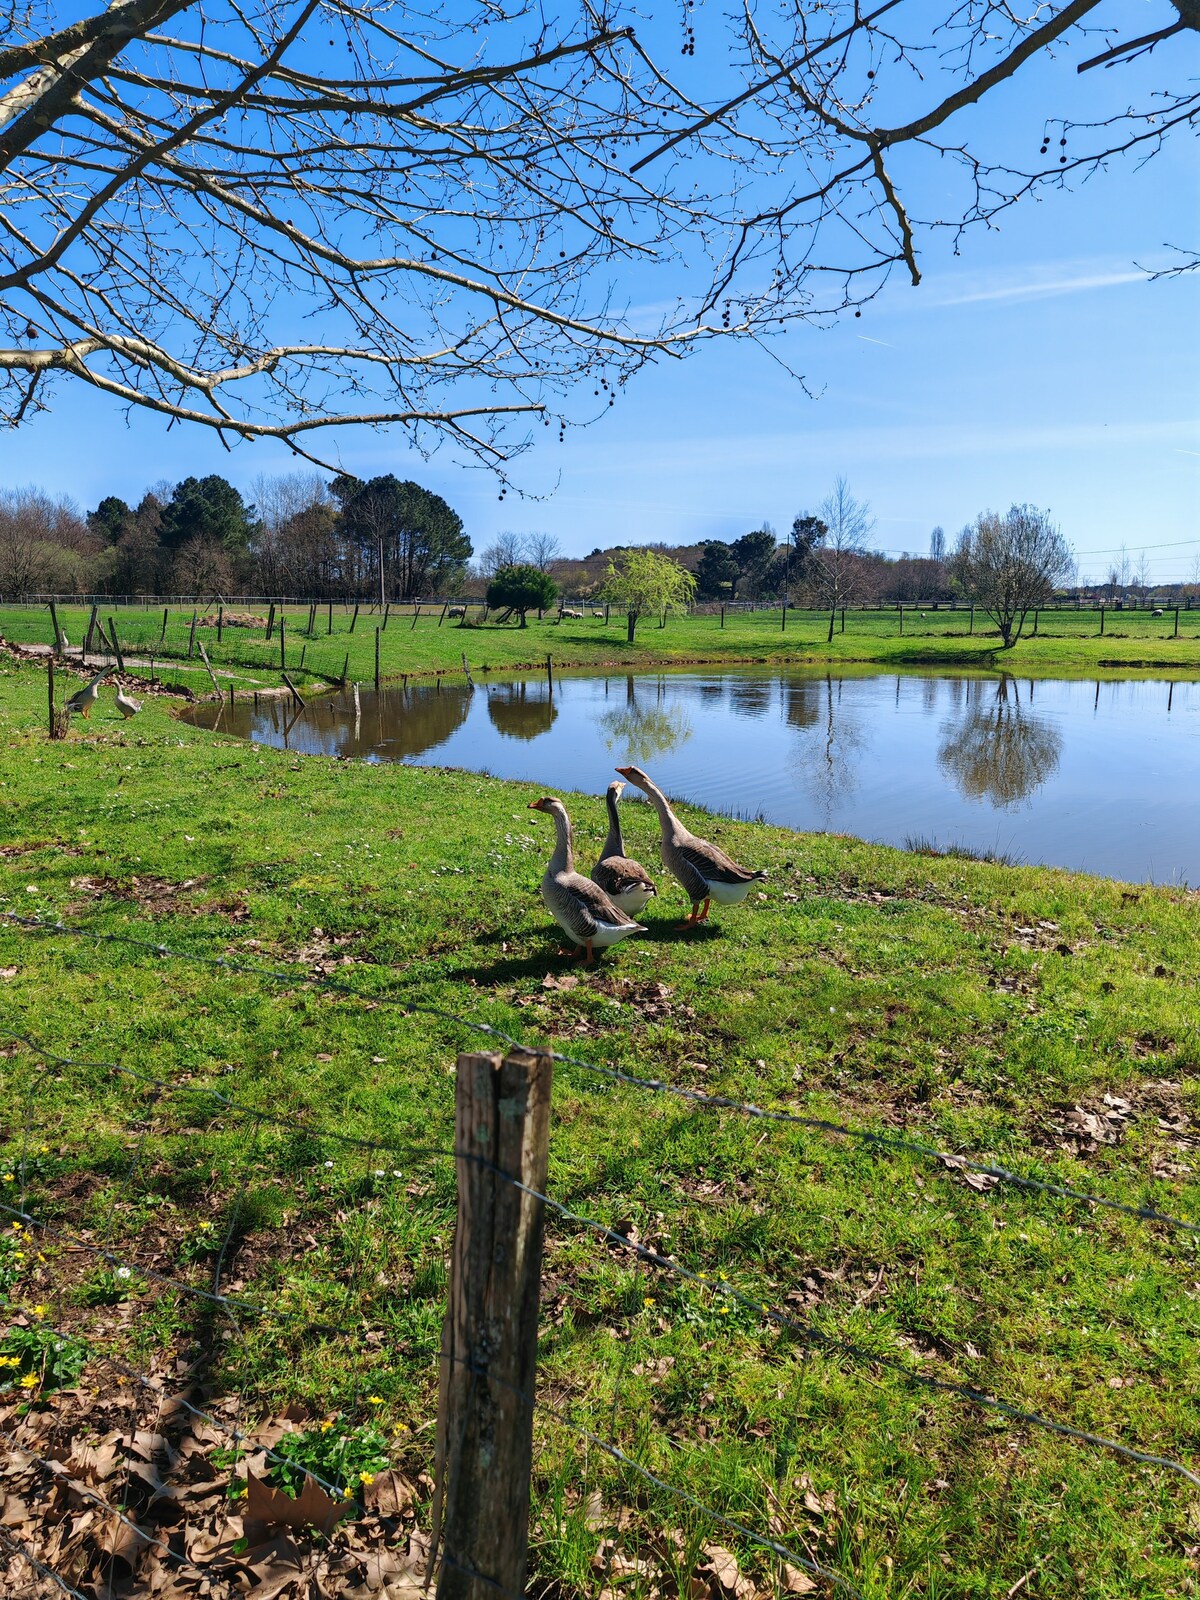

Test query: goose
[528,796,647,964]
[65,670,110,719]
[115,685,142,719]
[614,765,766,928]
[591,781,657,916]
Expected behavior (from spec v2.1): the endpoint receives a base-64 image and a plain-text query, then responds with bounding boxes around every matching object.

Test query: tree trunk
[519,609,527,629]
[827,607,835,644]
[627,611,637,643]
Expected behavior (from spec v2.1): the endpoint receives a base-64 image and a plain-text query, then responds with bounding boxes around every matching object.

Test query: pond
[184,669,1200,885]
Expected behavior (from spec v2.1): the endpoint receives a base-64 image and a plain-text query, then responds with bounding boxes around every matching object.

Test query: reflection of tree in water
[801,675,866,819]
[599,675,692,762]
[487,681,557,741]
[244,682,474,760]
[782,678,820,731]
[937,677,1062,807]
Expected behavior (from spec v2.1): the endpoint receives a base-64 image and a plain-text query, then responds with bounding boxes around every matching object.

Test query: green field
[2,649,1199,1597]
[3,599,1199,703]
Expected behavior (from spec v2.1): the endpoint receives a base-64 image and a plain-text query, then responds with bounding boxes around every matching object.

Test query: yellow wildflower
[367,1395,383,1405]
[2,1175,13,1184]
[719,1306,730,1315]
[19,1374,38,1389]
[359,1471,375,1486]
[31,1304,48,1319]
[643,1296,654,1307]
[319,1419,334,1432]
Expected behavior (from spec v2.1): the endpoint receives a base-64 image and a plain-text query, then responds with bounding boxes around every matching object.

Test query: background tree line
[1,469,1192,615]
[0,473,471,600]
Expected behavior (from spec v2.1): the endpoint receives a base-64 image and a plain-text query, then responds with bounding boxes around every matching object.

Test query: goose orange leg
[676,903,702,930]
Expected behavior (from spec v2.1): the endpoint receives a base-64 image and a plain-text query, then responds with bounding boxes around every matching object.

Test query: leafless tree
[524,533,563,572]
[953,504,1075,646]
[477,533,528,580]
[2,3,1197,466]
[0,486,101,595]
[810,478,875,640]
[929,526,946,565]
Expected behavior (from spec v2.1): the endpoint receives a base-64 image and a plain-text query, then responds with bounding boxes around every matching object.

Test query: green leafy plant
[268,1419,390,1506]
[0,1227,32,1303]
[78,1264,145,1307]
[0,1322,89,1395]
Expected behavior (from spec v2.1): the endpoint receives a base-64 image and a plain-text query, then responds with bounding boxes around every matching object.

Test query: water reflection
[486,682,557,741]
[181,668,1200,884]
[598,675,693,762]
[937,678,1063,807]
[803,675,865,818]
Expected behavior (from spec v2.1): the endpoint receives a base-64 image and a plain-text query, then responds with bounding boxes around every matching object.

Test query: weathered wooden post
[350,603,360,634]
[411,604,421,630]
[439,601,450,627]
[47,659,58,739]
[1099,605,1106,637]
[48,601,64,654]
[1174,607,1180,639]
[280,618,286,671]
[720,604,725,629]
[83,604,99,663]
[187,610,198,657]
[546,653,553,692]
[840,607,846,634]
[265,602,276,641]
[218,603,224,643]
[898,604,904,636]
[107,617,126,675]
[431,1048,553,1600]
[969,604,974,636]
[341,651,350,688]
[161,606,169,642]
[383,603,391,632]
[328,600,334,635]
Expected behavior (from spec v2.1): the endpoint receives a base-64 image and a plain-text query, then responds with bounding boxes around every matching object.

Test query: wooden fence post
[218,603,224,643]
[341,651,350,687]
[328,600,334,635]
[1174,607,1180,639]
[107,617,126,675]
[1099,605,1105,637]
[431,1048,553,1600]
[48,601,63,654]
[161,606,169,642]
[266,602,276,641]
[411,604,421,630]
[280,618,286,671]
[47,659,58,739]
[350,603,360,633]
[84,604,98,663]
[188,610,198,657]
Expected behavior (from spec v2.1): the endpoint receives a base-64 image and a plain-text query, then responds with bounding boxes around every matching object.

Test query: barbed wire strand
[0,1523,92,1600]
[509,1168,1200,1490]
[3,1333,524,1600]
[0,1425,237,1595]
[4,1083,1197,1489]
[3,917,1197,1238]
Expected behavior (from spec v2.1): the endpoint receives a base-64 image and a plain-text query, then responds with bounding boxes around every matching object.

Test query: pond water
[184,669,1200,885]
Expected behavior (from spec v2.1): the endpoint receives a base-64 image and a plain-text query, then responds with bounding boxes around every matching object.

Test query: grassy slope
[3,601,1199,700]
[1,656,1199,1598]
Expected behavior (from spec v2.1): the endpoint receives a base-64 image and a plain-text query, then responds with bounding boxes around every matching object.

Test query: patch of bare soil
[199,612,268,630]
[64,876,249,922]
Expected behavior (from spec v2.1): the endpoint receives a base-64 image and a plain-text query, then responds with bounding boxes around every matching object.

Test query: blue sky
[3,8,1198,582]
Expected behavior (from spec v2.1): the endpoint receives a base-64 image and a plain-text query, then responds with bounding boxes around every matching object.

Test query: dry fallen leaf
[244,1469,353,1543]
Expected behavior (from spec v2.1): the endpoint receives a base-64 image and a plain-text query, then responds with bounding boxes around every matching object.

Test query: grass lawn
[2,600,1199,702]
[1,651,1199,1598]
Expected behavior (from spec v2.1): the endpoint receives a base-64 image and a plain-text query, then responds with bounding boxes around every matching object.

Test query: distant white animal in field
[560,608,583,619]
[65,671,109,718]
[1153,608,1164,618]
[115,685,143,719]
[448,605,466,618]
[592,609,605,618]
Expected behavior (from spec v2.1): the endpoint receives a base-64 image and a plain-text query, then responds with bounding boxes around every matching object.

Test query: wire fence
[1,908,1198,1597]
